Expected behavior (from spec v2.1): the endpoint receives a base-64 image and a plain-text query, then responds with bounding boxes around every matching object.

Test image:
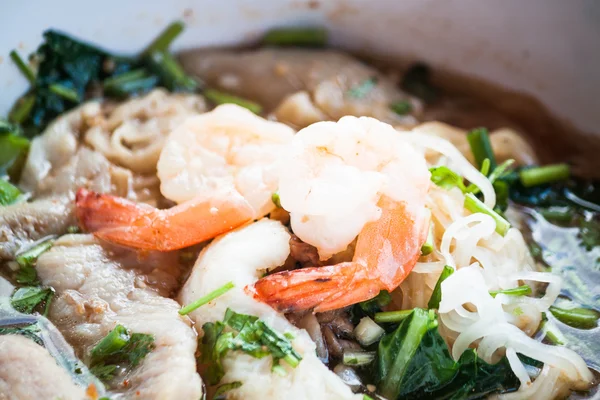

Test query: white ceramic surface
[1,0,599,133]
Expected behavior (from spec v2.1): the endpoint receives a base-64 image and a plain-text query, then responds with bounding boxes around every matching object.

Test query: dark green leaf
[428,265,454,309]
[377,308,436,399]
[390,101,412,116]
[0,179,22,206]
[10,286,54,314]
[0,323,43,345]
[214,381,243,399]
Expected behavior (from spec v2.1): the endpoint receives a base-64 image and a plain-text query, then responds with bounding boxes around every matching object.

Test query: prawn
[248,116,431,312]
[75,104,294,251]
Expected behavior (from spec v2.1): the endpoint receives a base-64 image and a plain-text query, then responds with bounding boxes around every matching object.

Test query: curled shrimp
[76,104,294,251]
[248,116,431,312]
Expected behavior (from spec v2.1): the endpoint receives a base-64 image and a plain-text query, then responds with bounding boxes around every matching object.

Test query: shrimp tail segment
[247,262,382,313]
[76,188,255,251]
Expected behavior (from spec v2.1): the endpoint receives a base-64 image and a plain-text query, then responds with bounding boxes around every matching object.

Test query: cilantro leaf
[10,286,54,315]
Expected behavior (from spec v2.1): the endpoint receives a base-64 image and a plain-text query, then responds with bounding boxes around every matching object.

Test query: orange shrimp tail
[76,188,254,251]
[248,262,382,313]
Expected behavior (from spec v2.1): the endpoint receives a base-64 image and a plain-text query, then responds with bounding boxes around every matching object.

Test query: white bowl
[1,0,599,133]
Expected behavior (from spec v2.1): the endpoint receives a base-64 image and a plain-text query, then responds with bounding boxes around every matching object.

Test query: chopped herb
[376,309,521,399]
[343,350,376,366]
[429,165,467,192]
[539,206,575,223]
[0,128,30,180]
[348,77,377,99]
[203,89,263,114]
[8,94,35,125]
[179,281,234,315]
[578,218,600,251]
[0,179,22,205]
[262,27,327,47]
[9,50,36,84]
[489,285,532,298]
[10,286,54,315]
[102,69,159,98]
[427,265,454,309]
[374,310,413,324]
[420,223,435,256]
[519,163,570,187]
[48,83,80,102]
[214,381,243,399]
[464,193,511,236]
[549,305,599,330]
[200,308,302,385]
[15,237,55,284]
[354,290,392,320]
[141,21,185,56]
[271,191,282,208]
[390,100,412,116]
[401,63,439,104]
[89,325,155,382]
[467,128,497,171]
[148,51,199,92]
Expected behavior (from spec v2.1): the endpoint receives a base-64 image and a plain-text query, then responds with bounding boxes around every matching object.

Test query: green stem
[10,50,36,84]
[464,193,511,236]
[519,164,570,187]
[263,27,327,47]
[489,285,532,298]
[467,128,497,172]
[203,89,263,114]
[374,310,413,324]
[179,282,235,315]
[148,51,198,92]
[142,21,184,55]
[9,94,36,124]
[49,84,80,102]
[549,305,599,330]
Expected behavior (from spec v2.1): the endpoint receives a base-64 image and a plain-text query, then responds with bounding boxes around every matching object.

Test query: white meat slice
[36,234,203,400]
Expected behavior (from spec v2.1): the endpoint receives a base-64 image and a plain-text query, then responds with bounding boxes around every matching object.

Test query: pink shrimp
[246,115,431,312]
[75,188,254,251]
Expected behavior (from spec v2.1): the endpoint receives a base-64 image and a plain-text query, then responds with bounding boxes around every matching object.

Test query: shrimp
[248,116,431,312]
[75,104,294,251]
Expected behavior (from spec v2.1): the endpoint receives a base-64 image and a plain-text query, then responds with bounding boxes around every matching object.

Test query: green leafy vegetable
[89,324,155,381]
[262,27,327,47]
[464,193,511,236]
[489,285,532,298]
[10,286,54,315]
[0,127,30,180]
[377,308,437,399]
[427,265,454,309]
[549,305,599,330]
[401,64,439,104]
[10,21,195,136]
[429,166,467,192]
[376,309,521,400]
[179,281,234,315]
[467,128,497,172]
[15,237,55,284]
[0,179,22,205]
[390,100,412,116]
[203,89,263,114]
[348,77,378,99]
[352,290,392,323]
[519,163,570,188]
[200,308,302,385]
[214,381,243,399]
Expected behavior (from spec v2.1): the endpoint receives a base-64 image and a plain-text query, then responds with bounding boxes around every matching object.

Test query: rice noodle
[399,129,594,397]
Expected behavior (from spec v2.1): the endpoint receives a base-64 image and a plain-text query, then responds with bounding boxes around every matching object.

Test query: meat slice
[180,219,361,399]
[179,48,420,126]
[0,335,86,400]
[35,234,203,400]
